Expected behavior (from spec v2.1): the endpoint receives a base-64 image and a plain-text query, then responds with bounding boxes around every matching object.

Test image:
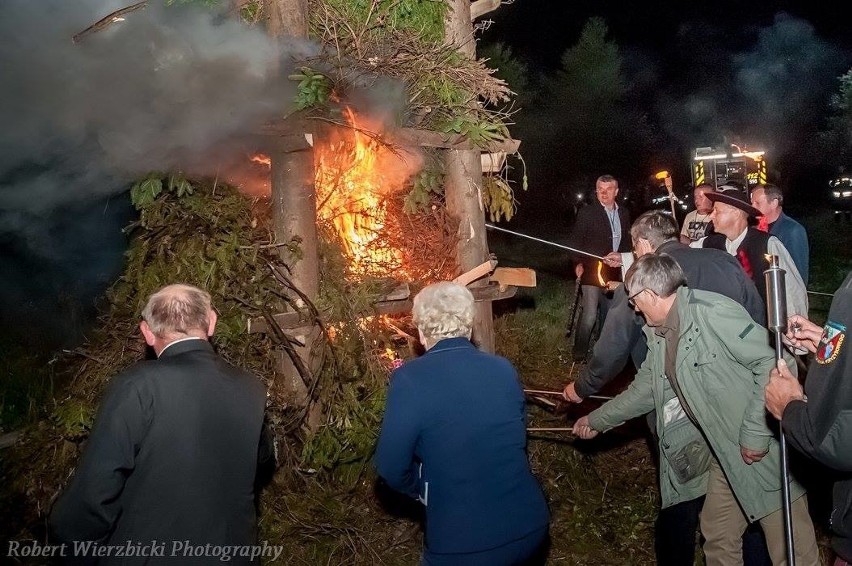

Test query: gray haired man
[50,284,270,564]
[573,255,819,565]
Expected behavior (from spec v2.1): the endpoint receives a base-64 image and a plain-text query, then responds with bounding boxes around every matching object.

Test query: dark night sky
[479,0,852,221]
[483,1,852,70]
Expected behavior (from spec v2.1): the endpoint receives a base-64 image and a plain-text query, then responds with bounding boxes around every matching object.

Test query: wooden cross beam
[247,281,519,334]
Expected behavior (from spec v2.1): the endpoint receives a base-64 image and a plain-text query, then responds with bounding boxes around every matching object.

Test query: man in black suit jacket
[50,284,269,564]
[566,174,632,360]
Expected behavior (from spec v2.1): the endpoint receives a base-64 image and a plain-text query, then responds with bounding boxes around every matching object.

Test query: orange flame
[314,108,420,277]
[597,261,606,287]
[249,109,422,278]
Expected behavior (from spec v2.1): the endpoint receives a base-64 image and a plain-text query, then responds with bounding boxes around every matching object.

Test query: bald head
[140,284,216,355]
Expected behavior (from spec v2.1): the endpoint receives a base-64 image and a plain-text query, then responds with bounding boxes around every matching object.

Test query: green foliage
[51,400,95,441]
[320,0,447,44]
[436,114,509,146]
[481,176,516,222]
[239,0,263,24]
[403,168,444,214]
[479,42,532,100]
[300,382,387,484]
[130,175,163,207]
[290,67,333,110]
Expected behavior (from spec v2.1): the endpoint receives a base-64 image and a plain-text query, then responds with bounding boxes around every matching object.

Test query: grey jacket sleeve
[574,287,646,398]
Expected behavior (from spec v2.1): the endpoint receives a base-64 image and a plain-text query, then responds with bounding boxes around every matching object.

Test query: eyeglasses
[627,288,647,308]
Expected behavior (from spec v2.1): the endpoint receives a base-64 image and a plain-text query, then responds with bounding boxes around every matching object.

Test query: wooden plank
[248,284,515,334]
[453,259,498,286]
[490,267,536,290]
[469,282,516,302]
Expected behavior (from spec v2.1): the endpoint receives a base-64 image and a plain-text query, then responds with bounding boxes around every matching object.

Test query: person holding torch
[766,271,852,566]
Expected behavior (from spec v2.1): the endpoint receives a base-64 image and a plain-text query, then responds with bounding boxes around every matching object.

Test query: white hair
[142,283,212,338]
[412,281,475,342]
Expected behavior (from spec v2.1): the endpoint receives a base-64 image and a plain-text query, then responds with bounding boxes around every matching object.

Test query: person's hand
[603,252,622,267]
[740,446,768,465]
[574,263,584,279]
[765,359,806,420]
[563,382,584,403]
[572,415,599,439]
[784,315,822,354]
[605,281,620,292]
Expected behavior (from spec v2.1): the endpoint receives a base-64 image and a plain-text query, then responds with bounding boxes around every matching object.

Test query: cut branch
[72,1,148,44]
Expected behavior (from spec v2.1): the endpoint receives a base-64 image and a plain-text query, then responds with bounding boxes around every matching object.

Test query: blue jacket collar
[425,336,475,354]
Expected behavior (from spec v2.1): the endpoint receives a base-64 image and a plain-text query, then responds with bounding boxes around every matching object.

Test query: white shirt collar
[725,227,749,255]
[158,336,205,357]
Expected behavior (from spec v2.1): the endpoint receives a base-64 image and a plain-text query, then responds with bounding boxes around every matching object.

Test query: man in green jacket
[573,254,819,565]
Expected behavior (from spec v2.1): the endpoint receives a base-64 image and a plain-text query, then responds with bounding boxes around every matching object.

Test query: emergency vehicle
[692,144,768,189]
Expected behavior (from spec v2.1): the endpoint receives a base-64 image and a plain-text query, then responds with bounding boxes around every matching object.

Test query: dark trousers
[422,527,548,566]
[573,285,612,360]
[657,497,704,565]
[656,497,772,565]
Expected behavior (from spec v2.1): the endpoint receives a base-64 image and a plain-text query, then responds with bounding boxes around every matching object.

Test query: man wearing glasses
[563,211,766,565]
[573,254,819,565]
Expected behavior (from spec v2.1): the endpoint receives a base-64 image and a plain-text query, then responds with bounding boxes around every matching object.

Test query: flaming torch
[765,254,795,565]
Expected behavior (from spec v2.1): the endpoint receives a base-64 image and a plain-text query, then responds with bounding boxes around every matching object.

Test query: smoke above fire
[0,0,306,344]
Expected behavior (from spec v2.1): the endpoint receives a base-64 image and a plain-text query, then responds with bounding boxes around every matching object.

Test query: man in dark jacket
[750,184,809,286]
[766,271,852,565]
[565,210,765,404]
[563,211,767,566]
[566,174,632,360]
[50,284,269,565]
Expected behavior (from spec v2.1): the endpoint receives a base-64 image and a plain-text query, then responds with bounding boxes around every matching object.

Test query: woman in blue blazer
[375,282,550,565]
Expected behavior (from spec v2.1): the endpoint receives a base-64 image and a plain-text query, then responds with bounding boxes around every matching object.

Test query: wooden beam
[491,267,536,290]
[248,284,411,333]
[453,258,498,286]
[470,282,516,302]
[247,283,515,334]
[396,128,520,154]
[470,0,501,20]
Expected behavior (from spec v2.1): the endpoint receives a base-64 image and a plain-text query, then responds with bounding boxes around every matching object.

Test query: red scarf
[757,216,770,232]
[737,249,754,279]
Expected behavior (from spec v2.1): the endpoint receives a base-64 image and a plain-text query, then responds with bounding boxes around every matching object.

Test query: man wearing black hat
[692,185,807,318]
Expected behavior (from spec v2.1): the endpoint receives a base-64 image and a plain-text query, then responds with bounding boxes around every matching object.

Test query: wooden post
[443,0,495,352]
[265,0,321,417]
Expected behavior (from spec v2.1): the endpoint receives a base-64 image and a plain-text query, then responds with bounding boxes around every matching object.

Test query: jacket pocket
[660,399,712,484]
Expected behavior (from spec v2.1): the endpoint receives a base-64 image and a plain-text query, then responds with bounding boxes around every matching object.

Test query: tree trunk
[443,0,494,352]
[266,0,321,424]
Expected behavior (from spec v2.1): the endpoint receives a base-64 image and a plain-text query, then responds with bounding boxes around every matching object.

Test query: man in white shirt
[680,183,715,244]
[691,185,807,318]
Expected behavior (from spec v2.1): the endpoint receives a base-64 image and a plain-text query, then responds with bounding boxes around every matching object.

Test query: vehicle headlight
[834,191,842,198]
[843,191,852,198]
